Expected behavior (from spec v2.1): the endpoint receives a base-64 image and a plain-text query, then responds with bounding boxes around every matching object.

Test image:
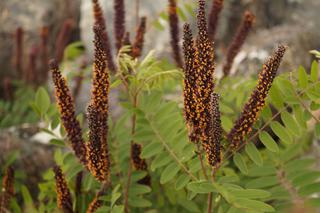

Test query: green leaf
[131,171,147,182]
[299,182,320,196]
[175,174,191,190]
[229,189,271,199]
[64,41,85,60]
[96,207,111,213]
[66,164,83,181]
[187,180,216,194]
[233,198,275,212]
[307,198,320,208]
[50,139,65,147]
[221,115,233,132]
[233,153,248,175]
[284,158,315,174]
[160,163,180,184]
[246,176,278,189]
[35,87,50,115]
[128,197,152,208]
[21,185,33,204]
[298,66,308,88]
[248,165,277,177]
[178,199,200,212]
[220,103,234,114]
[259,131,279,153]
[21,185,37,212]
[140,142,163,158]
[292,171,320,187]
[310,60,318,82]
[112,205,124,213]
[110,79,122,89]
[245,143,263,166]
[129,184,151,195]
[150,153,172,171]
[270,121,292,145]
[269,85,284,109]
[281,111,300,136]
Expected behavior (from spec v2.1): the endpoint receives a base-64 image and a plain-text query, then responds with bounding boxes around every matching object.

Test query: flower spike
[222,11,255,77]
[50,59,87,165]
[227,45,286,150]
[132,17,147,58]
[92,0,116,73]
[168,0,183,68]
[208,0,224,41]
[53,166,74,213]
[114,0,126,51]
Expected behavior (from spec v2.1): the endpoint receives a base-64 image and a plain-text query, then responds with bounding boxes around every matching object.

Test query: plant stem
[207,192,213,213]
[277,167,304,207]
[196,144,208,179]
[149,120,197,180]
[124,94,138,213]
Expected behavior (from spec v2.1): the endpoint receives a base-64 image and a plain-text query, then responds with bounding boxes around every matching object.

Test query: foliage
[1,50,319,212]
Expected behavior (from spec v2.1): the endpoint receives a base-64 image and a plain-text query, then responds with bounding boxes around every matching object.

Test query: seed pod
[227,45,286,150]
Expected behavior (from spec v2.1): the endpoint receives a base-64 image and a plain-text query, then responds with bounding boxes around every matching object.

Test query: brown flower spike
[208,0,224,41]
[114,0,126,51]
[86,195,103,213]
[39,26,49,84]
[86,105,111,182]
[227,44,286,150]
[183,0,220,167]
[50,59,87,165]
[131,143,151,186]
[53,166,74,213]
[90,25,111,115]
[204,93,222,165]
[55,19,73,64]
[86,24,111,182]
[168,0,183,68]
[182,23,199,142]
[132,17,147,58]
[14,27,24,76]
[92,0,116,73]
[0,167,15,212]
[222,11,255,77]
